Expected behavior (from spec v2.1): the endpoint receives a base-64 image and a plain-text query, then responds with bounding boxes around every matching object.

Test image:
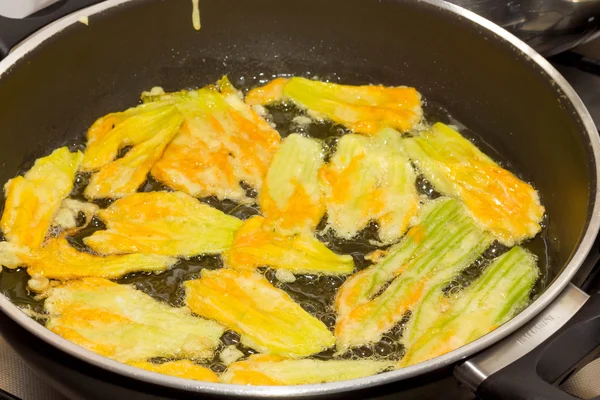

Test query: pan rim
[0,0,599,396]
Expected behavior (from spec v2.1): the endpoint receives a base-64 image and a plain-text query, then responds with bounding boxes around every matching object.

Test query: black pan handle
[0,0,104,59]
[476,289,600,400]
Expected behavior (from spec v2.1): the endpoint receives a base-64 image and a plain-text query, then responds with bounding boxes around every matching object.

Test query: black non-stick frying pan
[0,1,599,399]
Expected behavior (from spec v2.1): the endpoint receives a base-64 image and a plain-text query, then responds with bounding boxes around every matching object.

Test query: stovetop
[1,49,600,400]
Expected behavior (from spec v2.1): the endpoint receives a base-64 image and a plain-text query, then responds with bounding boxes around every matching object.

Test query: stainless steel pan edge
[0,0,598,397]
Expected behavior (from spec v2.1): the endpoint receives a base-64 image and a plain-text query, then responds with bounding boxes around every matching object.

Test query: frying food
[1,147,82,250]
[45,278,225,362]
[53,199,100,232]
[0,242,27,270]
[403,122,545,245]
[259,134,325,234]
[82,102,181,171]
[185,269,335,358]
[85,191,242,257]
[148,77,280,204]
[221,354,393,385]
[335,198,492,351]
[19,236,176,283]
[128,361,219,382]
[225,215,354,275]
[246,77,423,135]
[320,128,419,243]
[245,78,288,106]
[84,110,182,199]
[399,246,538,367]
[0,75,546,385]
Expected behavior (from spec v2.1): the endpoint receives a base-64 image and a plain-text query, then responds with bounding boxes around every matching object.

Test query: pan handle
[0,0,104,59]
[455,283,600,400]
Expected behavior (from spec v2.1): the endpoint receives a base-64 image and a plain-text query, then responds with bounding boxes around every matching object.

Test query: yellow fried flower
[1,147,82,250]
[403,123,545,245]
[85,191,242,257]
[259,134,325,234]
[150,77,280,204]
[185,269,335,358]
[335,198,492,351]
[320,128,419,243]
[128,360,219,382]
[22,236,176,281]
[84,108,183,199]
[45,278,224,362]
[246,77,423,135]
[82,102,181,171]
[398,246,538,367]
[221,354,392,385]
[225,215,354,275]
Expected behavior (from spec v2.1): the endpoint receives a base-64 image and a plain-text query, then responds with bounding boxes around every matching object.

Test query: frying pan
[0,0,599,399]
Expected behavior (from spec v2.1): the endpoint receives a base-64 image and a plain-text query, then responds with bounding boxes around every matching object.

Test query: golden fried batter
[320,129,419,243]
[245,78,288,106]
[82,102,182,171]
[85,191,243,257]
[398,247,538,368]
[0,147,82,250]
[403,123,545,245]
[185,269,335,358]
[150,77,280,204]
[246,77,423,135]
[225,215,354,275]
[53,199,99,233]
[128,360,219,382]
[0,241,27,270]
[259,134,325,234]
[221,354,393,385]
[334,198,491,351]
[21,236,177,281]
[45,278,225,362]
[84,109,183,199]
